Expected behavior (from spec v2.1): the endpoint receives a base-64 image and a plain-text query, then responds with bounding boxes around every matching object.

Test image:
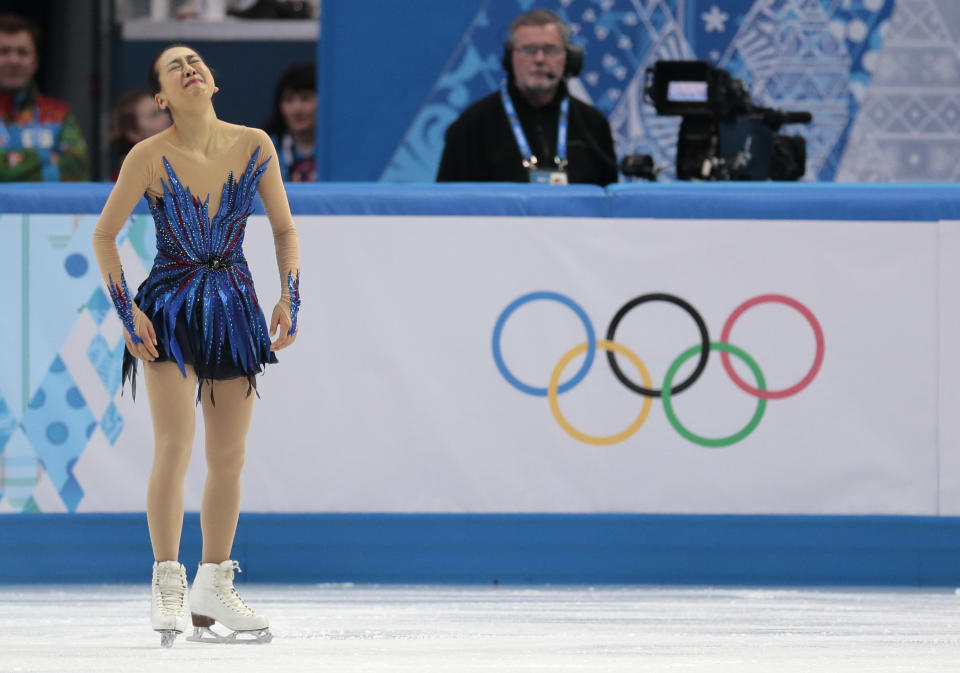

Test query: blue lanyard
[500,83,569,170]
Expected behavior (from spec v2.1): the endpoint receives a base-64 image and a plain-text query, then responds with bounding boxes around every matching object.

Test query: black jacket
[436,81,619,186]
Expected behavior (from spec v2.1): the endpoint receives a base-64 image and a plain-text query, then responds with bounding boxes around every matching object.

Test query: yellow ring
[548,340,653,446]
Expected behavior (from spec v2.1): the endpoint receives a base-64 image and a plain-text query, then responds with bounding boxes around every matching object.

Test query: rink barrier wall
[3,181,960,220]
[4,183,960,585]
[2,514,960,585]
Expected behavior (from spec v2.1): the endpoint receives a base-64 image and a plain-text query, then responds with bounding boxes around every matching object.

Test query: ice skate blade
[157,629,180,648]
[186,625,273,644]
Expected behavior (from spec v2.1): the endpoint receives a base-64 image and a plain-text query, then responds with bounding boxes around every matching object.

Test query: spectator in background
[263,63,316,182]
[0,13,89,181]
[437,9,617,186]
[109,90,172,181]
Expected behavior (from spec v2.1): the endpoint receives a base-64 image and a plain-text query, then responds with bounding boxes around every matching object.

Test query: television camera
[627,60,813,181]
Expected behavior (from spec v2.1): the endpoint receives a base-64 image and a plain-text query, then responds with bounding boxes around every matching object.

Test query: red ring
[719,294,824,400]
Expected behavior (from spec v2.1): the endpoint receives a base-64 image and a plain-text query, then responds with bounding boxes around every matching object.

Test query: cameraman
[436,9,617,186]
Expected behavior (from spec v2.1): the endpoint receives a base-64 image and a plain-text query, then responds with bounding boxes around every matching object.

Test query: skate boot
[151,561,189,647]
[187,560,272,644]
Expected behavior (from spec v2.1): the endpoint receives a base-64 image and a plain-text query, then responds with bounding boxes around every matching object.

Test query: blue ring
[492,291,596,397]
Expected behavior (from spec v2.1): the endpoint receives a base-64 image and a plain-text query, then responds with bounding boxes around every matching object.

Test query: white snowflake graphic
[702,5,729,33]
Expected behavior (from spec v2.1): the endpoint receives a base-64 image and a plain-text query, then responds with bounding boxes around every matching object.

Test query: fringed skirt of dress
[122,149,277,401]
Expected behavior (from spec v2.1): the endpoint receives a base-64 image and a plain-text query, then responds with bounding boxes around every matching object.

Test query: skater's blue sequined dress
[122,147,279,398]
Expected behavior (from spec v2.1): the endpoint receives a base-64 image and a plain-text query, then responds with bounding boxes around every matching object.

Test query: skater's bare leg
[189,380,269,643]
[144,361,198,562]
[199,376,255,563]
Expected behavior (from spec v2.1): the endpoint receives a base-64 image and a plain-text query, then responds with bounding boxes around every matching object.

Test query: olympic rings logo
[492,292,825,447]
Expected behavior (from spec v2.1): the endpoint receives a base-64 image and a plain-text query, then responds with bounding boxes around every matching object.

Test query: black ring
[605,293,710,398]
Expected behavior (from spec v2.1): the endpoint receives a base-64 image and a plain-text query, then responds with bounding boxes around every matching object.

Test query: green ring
[662,342,767,447]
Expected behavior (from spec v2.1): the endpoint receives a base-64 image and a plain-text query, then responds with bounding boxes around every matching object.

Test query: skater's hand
[270,302,297,351]
[125,305,160,361]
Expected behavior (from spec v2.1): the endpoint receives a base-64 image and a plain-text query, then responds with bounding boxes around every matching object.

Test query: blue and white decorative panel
[0,394,20,504]
[0,214,154,513]
[19,355,95,512]
[381,0,926,182]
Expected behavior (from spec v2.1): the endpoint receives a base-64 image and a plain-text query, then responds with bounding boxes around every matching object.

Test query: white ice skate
[186,560,272,644]
[151,560,189,647]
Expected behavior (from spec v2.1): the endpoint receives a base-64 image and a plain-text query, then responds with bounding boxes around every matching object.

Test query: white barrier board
[1,215,953,514]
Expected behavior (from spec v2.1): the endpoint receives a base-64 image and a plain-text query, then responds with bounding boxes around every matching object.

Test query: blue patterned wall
[353,0,960,182]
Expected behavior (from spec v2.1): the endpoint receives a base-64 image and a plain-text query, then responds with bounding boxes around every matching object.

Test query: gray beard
[518,78,560,95]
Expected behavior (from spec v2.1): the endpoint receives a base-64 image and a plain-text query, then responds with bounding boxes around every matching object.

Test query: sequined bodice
[147,148,268,275]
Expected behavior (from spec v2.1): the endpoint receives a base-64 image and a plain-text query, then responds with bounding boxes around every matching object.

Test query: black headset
[501,41,584,78]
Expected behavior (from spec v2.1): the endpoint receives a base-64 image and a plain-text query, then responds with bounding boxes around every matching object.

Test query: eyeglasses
[514,44,565,57]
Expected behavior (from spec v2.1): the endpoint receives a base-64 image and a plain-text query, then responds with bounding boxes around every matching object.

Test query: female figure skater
[92,44,301,647]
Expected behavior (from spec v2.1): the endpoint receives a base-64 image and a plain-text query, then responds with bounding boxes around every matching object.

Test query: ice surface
[1,584,959,672]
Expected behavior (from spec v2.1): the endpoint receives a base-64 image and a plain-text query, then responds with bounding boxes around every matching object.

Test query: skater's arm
[253,129,301,346]
[92,142,159,358]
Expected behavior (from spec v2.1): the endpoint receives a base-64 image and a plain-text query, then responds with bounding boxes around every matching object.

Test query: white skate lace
[155,566,186,615]
[215,561,257,617]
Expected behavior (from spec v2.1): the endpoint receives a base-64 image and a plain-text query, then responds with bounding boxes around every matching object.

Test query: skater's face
[152,46,217,111]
